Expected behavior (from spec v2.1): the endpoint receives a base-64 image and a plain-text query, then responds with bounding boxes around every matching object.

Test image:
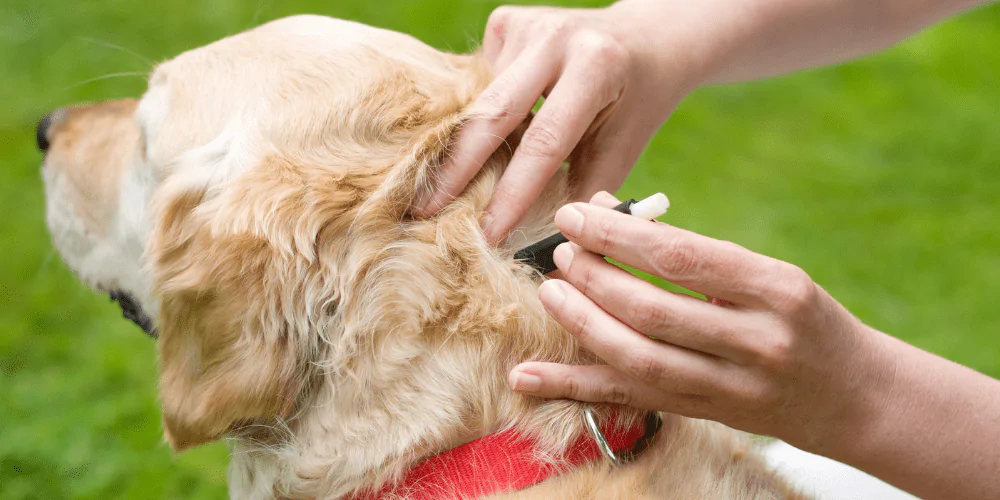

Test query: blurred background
[2,0,999,498]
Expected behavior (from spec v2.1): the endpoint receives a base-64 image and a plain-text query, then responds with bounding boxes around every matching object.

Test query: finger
[509,363,718,418]
[483,58,625,243]
[537,279,726,394]
[552,242,759,362]
[588,190,621,208]
[540,193,616,278]
[509,362,674,411]
[481,6,513,63]
[411,46,559,218]
[553,202,791,307]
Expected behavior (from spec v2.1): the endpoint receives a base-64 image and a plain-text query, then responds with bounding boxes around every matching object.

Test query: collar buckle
[583,406,663,467]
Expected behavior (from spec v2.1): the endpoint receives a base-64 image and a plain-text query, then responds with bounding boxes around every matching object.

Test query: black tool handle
[514,199,636,274]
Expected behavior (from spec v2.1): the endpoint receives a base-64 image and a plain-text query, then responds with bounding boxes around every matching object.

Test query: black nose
[36,112,54,152]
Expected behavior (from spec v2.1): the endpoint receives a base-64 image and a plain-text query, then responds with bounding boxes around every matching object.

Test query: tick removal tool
[515,193,670,274]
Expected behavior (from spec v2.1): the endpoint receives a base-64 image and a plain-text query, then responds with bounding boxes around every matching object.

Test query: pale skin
[410,0,1000,498]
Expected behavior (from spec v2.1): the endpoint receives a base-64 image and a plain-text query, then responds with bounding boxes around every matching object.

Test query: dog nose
[36,111,55,152]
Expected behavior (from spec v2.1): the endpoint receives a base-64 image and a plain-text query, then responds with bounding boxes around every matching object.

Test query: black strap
[513,199,637,274]
[617,411,664,464]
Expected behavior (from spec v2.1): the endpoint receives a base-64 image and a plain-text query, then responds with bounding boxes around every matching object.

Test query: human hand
[508,192,899,456]
[411,3,701,244]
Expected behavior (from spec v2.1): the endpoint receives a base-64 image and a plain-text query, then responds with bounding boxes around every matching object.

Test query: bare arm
[611,0,993,85]
[840,333,1000,499]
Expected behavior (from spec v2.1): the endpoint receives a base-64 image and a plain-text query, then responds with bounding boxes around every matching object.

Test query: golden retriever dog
[38,15,810,500]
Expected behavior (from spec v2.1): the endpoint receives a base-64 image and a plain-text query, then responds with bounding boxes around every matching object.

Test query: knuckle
[576,259,598,296]
[541,14,576,39]
[626,297,671,334]
[564,374,584,400]
[732,382,773,412]
[767,339,795,370]
[720,370,777,410]
[476,88,517,124]
[649,234,700,280]
[566,372,631,405]
[769,265,817,314]
[487,6,515,29]
[570,31,630,103]
[590,214,618,254]
[567,307,592,339]
[722,381,755,408]
[750,380,784,411]
[573,30,630,70]
[752,332,796,372]
[625,353,667,384]
[602,382,633,406]
[518,120,565,159]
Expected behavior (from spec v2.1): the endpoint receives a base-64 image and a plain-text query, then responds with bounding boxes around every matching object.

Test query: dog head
[44,15,505,437]
[39,16,597,497]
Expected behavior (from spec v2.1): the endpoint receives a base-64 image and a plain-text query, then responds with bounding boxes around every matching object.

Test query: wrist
[603,0,713,93]
[794,323,903,461]
[815,331,1000,499]
[605,0,768,90]
[824,326,904,461]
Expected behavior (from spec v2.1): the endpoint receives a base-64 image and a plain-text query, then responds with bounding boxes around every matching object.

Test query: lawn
[2,1,999,498]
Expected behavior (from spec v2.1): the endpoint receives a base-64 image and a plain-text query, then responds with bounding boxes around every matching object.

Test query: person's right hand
[509,193,1000,500]
[411,2,706,244]
[508,192,898,456]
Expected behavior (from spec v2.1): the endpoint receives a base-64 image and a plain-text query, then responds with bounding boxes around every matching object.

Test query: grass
[2,1,999,498]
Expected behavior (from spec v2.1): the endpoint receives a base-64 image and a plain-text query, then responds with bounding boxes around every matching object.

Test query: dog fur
[40,15,807,500]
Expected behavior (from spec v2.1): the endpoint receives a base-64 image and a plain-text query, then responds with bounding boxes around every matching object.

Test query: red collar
[350,410,661,500]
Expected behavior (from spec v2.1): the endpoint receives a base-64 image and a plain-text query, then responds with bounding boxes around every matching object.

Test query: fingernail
[509,370,542,392]
[414,185,444,215]
[538,280,568,306]
[552,242,574,271]
[555,204,584,237]
[481,212,497,238]
[412,195,431,216]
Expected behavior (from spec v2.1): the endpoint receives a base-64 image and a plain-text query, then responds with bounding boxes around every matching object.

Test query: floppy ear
[156,279,303,451]
[147,156,369,450]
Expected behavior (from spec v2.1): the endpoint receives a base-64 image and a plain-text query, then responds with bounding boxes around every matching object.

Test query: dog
[38,15,809,499]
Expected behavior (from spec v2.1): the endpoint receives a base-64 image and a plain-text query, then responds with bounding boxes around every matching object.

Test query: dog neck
[224,162,638,498]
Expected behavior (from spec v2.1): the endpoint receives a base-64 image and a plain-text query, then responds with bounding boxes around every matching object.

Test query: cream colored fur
[40,15,807,500]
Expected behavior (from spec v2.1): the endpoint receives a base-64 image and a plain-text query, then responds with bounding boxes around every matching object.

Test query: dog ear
[147,157,359,450]
[155,278,303,451]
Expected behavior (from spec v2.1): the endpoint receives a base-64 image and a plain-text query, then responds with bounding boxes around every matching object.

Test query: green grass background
[2,1,999,498]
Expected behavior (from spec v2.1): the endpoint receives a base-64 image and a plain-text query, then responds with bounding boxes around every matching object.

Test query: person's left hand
[409,3,700,244]
[508,192,898,456]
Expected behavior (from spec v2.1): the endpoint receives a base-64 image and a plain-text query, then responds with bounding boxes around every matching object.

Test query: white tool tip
[631,193,670,220]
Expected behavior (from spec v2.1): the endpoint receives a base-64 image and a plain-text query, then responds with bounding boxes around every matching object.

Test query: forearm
[831,328,1000,500]
[610,0,993,85]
